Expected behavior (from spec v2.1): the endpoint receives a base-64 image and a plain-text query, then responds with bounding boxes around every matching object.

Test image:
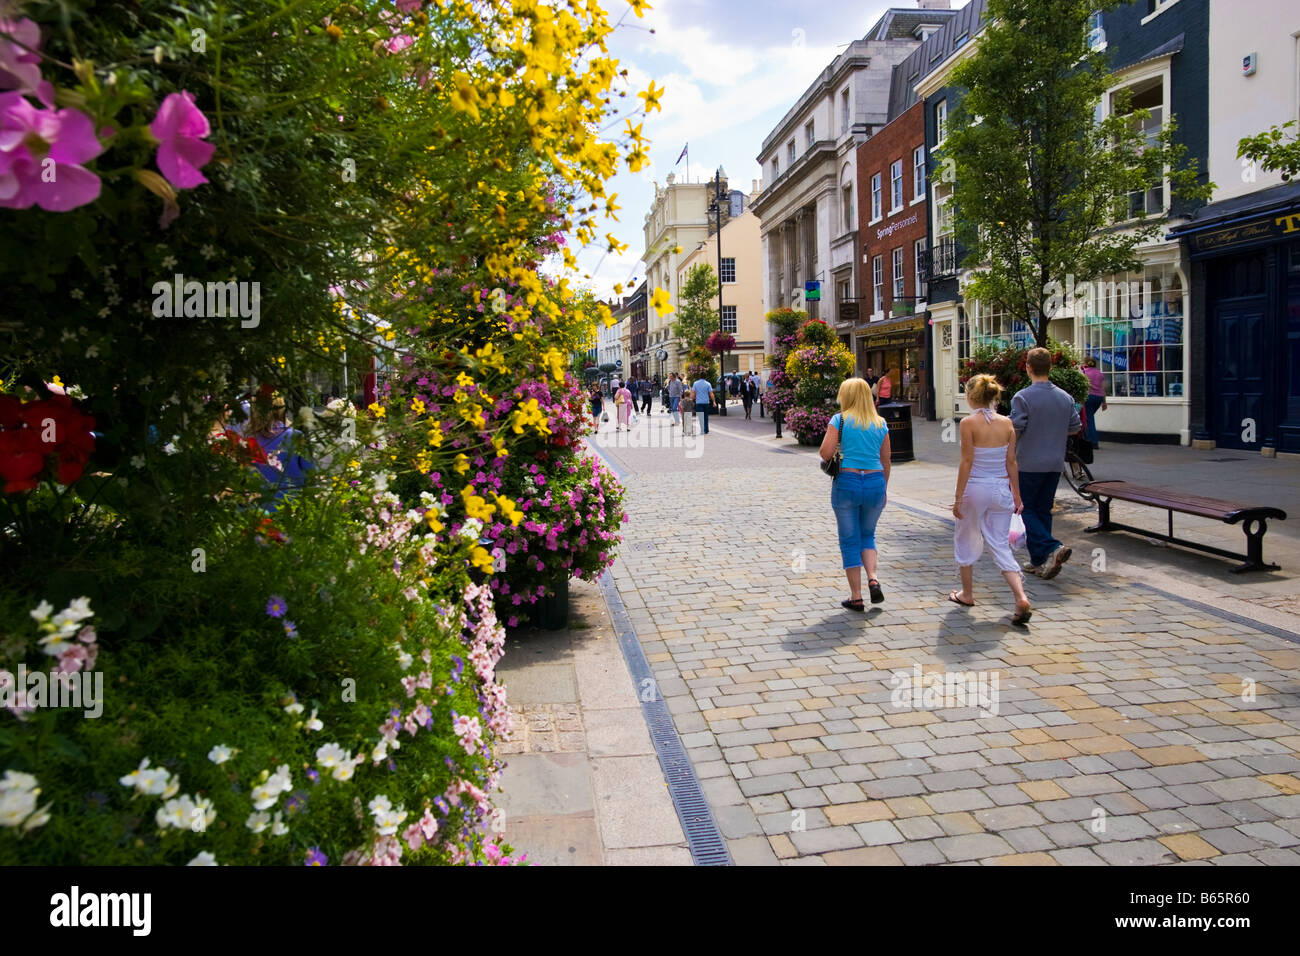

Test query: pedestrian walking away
[691,375,715,434]
[589,384,604,425]
[667,372,684,426]
[1081,355,1107,449]
[950,374,1032,624]
[640,378,653,415]
[820,377,891,611]
[1011,347,1081,580]
[613,381,633,431]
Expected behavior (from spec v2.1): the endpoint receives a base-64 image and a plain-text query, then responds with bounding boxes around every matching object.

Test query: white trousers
[954,479,1020,573]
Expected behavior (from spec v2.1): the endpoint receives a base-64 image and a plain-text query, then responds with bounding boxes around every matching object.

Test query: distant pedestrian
[950,374,1032,624]
[875,371,893,403]
[613,382,633,431]
[741,373,755,419]
[640,377,653,414]
[691,375,715,434]
[865,367,879,390]
[1012,347,1080,580]
[1081,356,1106,449]
[589,384,604,424]
[820,377,890,611]
[667,372,684,427]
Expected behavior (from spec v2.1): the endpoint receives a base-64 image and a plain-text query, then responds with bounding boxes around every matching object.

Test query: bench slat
[1081,481,1286,522]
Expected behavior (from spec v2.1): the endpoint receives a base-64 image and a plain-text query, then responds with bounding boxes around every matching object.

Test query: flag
[675,143,688,165]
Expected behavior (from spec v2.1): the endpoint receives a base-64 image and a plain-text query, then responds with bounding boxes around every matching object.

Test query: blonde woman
[950,374,1032,624]
[819,377,891,611]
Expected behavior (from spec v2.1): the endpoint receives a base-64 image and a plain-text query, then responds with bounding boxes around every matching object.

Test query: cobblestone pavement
[589,416,1300,865]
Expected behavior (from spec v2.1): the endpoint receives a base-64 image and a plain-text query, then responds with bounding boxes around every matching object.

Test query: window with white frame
[720,257,736,283]
[787,140,795,165]
[772,157,780,179]
[872,255,884,313]
[892,247,905,298]
[968,299,1036,351]
[1086,11,1106,51]
[890,160,904,212]
[841,89,850,134]
[913,146,926,201]
[842,185,854,232]
[805,121,815,149]
[1111,75,1166,218]
[720,305,738,333]
[871,173,882,221]
[915,238,928,299]
[933,180,954,237]
[1078,263,1184,398]
[934,99,948,144]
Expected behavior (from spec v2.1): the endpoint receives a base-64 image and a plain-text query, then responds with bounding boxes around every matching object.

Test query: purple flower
[306,768,319,783]
[0,17,43,94]
[305,847,327,866]
[283,620,298,639]
[266,595,287,618]
[149,91,214,189]
[0,92,104,211]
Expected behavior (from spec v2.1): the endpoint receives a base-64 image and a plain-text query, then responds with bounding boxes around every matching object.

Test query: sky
[566,0,908,302]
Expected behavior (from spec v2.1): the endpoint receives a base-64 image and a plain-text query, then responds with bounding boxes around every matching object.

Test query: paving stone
[973,805,1048,831]
[895,840,947,865]
[1003,826,1055,853]
[788,826,864,856]
[1091,839,1179,865]
[1198,828,1264,854]
[1050,847,1106,865]
[934,833,1015,862]
[1235,821,1299,848]
[895,815,945,840]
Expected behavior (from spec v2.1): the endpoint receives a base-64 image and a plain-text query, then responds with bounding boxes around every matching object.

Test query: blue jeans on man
[1018,471,1063,567]
[694,402,710,434]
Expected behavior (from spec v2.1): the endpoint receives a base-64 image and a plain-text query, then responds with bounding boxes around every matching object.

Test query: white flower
[187,851,218,866]
[367,795,392,818]
[129,455,146,470]
[194,796,217,830]
[371,740,388,764]
[156,795,196,830]
[70,288,84,300]
[305,710,323,733]
[161,255,177,269]
[162,441,178,456]
[161,776,180,799]
[397,651,413,670]
[330,759,358,782]
[85,346,99,359]
[245,811,271,833]
[29,601,54,624]
[208,745,233,765]
[1,770,38,793]
[271,812,288,837]
[283,700,305,716]
[315,743,347,768]
[459,517,483,541]
[0,787,37,828]
[119,758,170,795]
[249,782,281,811]
[97,307,109,318]
[267,764,293,794]
[374,807,408,836]
[200,244,216,258]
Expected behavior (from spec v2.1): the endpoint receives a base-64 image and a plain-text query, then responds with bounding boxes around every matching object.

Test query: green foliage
[1238,121,1300,182]
[960,340,1083,410]
[941,0,1213,346]
[671,264,721,350]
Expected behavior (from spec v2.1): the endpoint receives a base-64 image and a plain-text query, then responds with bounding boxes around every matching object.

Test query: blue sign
[804,280,821,301]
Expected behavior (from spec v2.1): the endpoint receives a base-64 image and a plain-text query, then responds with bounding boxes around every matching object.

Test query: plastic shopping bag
[629,411,639,427]
[1009,513,1027,551]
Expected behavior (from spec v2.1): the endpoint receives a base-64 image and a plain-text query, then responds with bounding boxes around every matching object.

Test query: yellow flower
[449,71,482,120]
[638,80,664,114]
[606,232,628,255]
[493,493,524,527]
[628,0,653,16]
[623,120,645,147]
[460,485,498,521]
[650,287,674,316]
[626,145,649,173]
[425,511,444,533]
[367,402,386,418]
[426,422,444,447]
[410,397,426,415]
[470,546,495,574]
[454,453,470,474]
[605,194,621,220]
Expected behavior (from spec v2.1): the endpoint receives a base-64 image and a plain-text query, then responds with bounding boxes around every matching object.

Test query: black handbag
[820,416,844,477]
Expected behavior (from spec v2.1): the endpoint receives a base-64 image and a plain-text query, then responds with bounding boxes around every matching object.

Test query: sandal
[841,597,865,612]
[868,579,885,604]
[1012,602,1033,625]
[948,591,975,608]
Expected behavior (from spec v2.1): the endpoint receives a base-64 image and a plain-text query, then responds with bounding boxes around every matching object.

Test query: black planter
[532,576,570,630]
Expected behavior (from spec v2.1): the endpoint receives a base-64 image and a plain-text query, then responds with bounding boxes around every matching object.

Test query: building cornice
[759,52,874,157]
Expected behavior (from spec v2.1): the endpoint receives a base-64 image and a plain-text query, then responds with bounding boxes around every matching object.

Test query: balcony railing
[922,236,960,279]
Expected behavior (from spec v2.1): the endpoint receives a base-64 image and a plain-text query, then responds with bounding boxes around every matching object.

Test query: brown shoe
[1040,546,1072,580]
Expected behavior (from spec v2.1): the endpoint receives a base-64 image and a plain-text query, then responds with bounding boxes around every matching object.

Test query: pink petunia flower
[149,91,214,189]
[0,92,104,211]
[0,17,42,93]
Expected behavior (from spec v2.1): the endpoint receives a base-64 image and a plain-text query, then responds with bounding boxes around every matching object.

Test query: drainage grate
[597,570,732,865]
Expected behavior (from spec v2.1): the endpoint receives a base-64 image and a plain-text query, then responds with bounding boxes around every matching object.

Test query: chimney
[917,0,951,8]
[752,178,760,195]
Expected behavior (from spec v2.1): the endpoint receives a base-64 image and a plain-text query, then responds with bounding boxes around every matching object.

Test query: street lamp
[708,165,729,416]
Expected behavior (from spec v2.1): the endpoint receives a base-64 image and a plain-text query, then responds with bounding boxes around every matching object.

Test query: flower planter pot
[532,576,570,630]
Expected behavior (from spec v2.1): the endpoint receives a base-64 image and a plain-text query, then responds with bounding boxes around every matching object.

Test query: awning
[1166,181,1300,258]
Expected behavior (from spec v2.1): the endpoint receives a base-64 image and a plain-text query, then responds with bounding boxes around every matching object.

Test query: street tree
[940,0,1212,347]
[672,263,720,350]
[1238,121,1300,182]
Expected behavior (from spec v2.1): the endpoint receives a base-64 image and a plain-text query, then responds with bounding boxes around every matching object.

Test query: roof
[868,8,960,41]
[1110,31,1185,74]
[1166,180,1300,237]
[887,0,989,121]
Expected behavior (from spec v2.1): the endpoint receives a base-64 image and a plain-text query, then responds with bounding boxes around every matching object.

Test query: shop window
[1079,264,1184,398]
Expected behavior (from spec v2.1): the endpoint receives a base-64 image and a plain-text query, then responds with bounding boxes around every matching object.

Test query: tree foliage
[671,263,719,350]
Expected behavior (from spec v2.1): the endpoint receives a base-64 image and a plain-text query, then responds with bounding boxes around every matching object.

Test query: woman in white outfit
[950,374,1032,624]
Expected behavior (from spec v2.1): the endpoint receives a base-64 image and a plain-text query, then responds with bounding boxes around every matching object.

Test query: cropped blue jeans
[830,470,887,569]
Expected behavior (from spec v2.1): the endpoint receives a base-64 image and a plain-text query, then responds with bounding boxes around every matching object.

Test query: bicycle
[1061,432,1097,502]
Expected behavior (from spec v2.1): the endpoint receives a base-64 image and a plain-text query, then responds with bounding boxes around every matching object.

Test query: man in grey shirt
[1011,347,1081,580]
[667,373,684,426]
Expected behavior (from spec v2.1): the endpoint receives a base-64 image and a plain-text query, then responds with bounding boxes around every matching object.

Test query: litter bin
[878,402,914,462]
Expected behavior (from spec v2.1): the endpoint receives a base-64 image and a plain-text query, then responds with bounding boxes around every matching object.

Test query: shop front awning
[1166,181,1300,259]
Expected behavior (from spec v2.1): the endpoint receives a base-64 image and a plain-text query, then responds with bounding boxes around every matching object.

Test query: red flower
[0,394,96,492]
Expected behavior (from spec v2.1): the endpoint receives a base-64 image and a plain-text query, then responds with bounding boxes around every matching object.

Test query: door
[937,321,955,420]
[1210,251,1270,450]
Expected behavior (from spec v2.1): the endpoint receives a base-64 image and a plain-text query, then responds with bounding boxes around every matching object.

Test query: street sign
[804,280,821,301]
[839,301,859,322]
[615,359,623,367]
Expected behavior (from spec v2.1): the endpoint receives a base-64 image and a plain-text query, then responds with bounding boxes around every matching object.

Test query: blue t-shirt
[692,380,713,404]
[830,413,887,470]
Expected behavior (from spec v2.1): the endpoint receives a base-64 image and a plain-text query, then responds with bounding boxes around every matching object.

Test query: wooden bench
[1080,480,1287,573]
